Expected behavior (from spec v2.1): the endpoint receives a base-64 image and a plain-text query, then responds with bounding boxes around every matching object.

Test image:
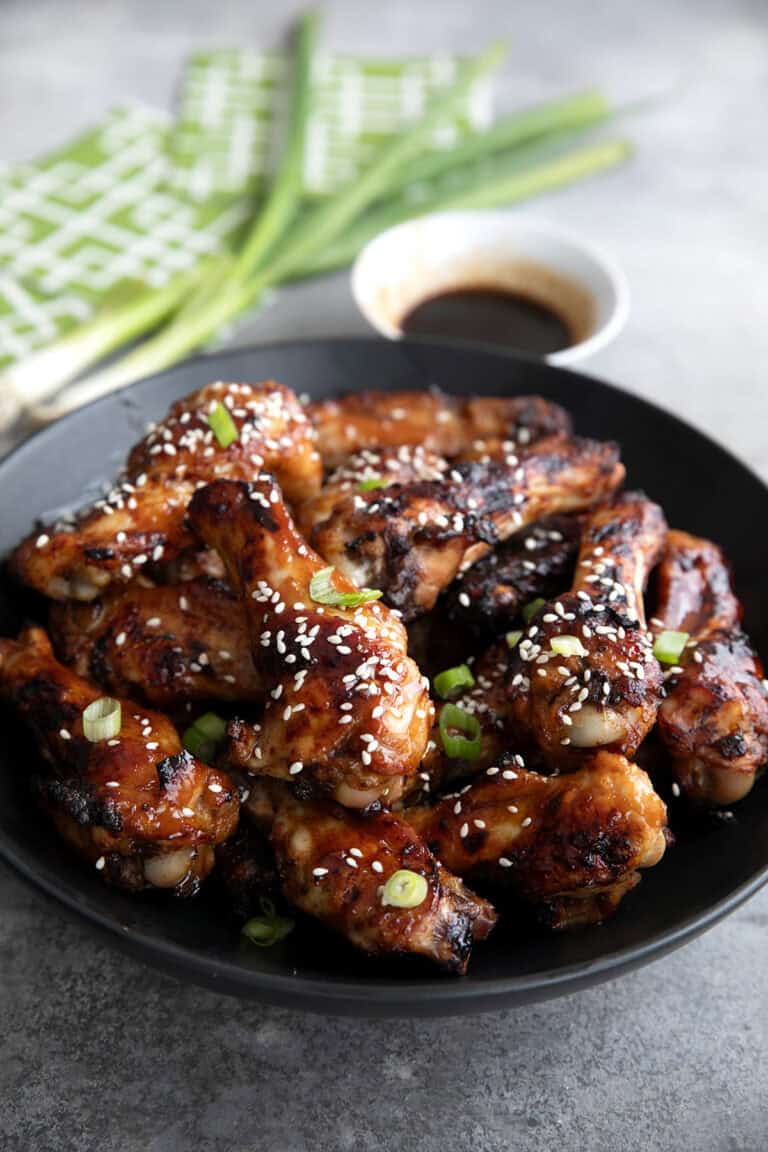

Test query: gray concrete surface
[1,1,767,1149]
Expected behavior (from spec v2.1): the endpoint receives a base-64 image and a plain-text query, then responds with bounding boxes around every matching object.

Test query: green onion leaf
[182,725,217,764]
[439,702,482,760]
[381,869,429,909]
[506,630,523,649]
[241,899,294,947]
[309,565,383,608]
[653,630,689,665]
[358,477,387,492]
[550,635,588,658]
[522,598,546,624]
[193,712,228,742]
[82,697,122,742]
[434,663,475,700]
[207,401,239,449]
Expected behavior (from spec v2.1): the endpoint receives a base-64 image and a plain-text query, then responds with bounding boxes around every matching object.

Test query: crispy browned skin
[505,491,667,764]
[652,530,768,805]
[407,751,668,927]
[0,627,239,893]
[295,444,449,539]
[49,577,261,712]
[442,514,584,644]
[244,779,496,973]
[187,477,434,809]
[308,437,624,622]
[10,381,322,601]
[308,391,571,469]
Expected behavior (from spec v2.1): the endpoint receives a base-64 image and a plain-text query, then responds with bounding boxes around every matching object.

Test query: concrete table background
[1,1,767,1149]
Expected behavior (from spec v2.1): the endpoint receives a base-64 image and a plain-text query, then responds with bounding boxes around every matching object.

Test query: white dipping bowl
[351,211,629,366]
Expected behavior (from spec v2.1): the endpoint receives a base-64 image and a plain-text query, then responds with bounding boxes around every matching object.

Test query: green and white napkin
[0,54,491,371]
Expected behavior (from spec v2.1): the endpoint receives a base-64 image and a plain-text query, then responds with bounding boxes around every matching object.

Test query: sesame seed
[458,592,470,608]
[146,741,159,750]
[59,728,71,740]
[288,762,303,775]
[498,857,512,868]
[345,856,358,868]
[95,856,106,871]
[371,860,384,874]
[181,807,195,817]
[35,534,50,549]
[459,822,469,838]
[208,782,223,793]
[672,782,681,797]
[146,617,161,628]
[313,867,329,878]
[349,848,363,858]
[473,819,486,830]
[521,817,532,828]
[107,739,121,747]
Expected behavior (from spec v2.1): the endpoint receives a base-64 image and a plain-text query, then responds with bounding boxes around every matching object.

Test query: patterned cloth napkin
[0,54,491,371]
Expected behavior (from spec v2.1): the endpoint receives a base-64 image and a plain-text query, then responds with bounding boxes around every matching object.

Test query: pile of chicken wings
[3,380,767,974]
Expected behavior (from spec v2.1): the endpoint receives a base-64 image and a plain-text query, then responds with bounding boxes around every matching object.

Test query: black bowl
[1,338,767,1017]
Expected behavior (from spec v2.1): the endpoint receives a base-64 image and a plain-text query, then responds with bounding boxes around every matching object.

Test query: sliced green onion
[434,663,476,700]
[241,899,294,948]
[182,725,217,764]
[183,713,228,764]
[83,697,122,742]
[550,635,588,658]
[506,630,523,649]
[439,703,482,760]
[193,712,227,742]
[522,598,546,624]
[207,401,239,449]
[653,630,690,665]
[309,565,383,608]
[358,477,387,491]
[381,869,429,909]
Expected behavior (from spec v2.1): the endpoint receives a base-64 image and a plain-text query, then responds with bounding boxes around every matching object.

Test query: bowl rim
[2,335,767,1015]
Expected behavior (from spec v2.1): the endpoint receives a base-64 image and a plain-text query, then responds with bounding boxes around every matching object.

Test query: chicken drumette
[504,490,667,764]
[0,627,239,893]
[652,530,768,805]
[308,390,571,469]
[49,576,261,712]
[243,779,496,972]
[10,380,322,601]
[407,750,668,927]
[306,437,624,622]
[187,477,433,809]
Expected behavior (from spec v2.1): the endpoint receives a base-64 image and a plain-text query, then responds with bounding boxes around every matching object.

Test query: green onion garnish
[183,711,227,763]
[550,635,588,658]
[358,477,387,492]
[439,703,482,760]
[207,401,238,449]
[506,630,523,649]
[522,598,546,624]
[381,869,429,909]
[309,565,383,608]
[82,697,122,742]
[241,899,294,948]
[193,712,228,742]
[653,630,689,666]
[434,663,475,700]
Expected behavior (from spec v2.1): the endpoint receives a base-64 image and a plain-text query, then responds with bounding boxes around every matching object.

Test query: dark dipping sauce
[400,287,573,356]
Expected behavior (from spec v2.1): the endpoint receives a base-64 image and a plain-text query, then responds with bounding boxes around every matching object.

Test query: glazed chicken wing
[652,531,768,805]
[407,750,668,927]
[244,780,496,973]
[49,576,261,712]
[295,444,449,539]
[307,437,624,622]
[10,380,322,601]
[441,513,584,644]
[308,390,571,469]
[187,477,433,809]
[506,491,667,763]
[0,627,239,893]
